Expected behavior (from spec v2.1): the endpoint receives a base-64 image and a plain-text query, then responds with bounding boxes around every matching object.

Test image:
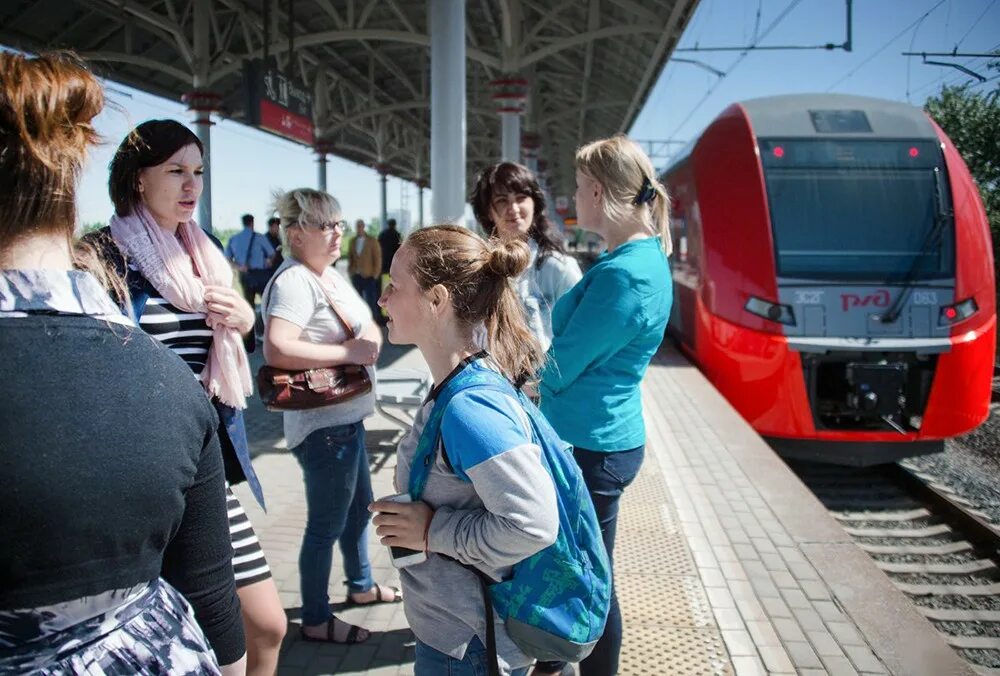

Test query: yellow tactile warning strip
[616,445,734,675]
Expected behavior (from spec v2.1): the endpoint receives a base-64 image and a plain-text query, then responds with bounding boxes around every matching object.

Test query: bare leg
[237,577,286,676]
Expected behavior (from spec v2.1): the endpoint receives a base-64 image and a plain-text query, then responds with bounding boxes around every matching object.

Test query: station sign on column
[244,59,314,146]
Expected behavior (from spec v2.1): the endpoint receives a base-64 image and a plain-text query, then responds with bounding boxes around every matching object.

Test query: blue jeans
[351,274,380,320]
[291,421,374,626]
[536,445,645,676]
[415,637,529,676]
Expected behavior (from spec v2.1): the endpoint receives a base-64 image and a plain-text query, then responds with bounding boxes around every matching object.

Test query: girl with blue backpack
[370,226,609,676]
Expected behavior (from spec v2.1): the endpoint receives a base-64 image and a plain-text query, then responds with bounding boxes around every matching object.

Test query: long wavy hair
[470,161,568,269]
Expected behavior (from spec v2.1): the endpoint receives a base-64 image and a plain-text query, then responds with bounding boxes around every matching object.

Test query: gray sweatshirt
[393,360,559,673]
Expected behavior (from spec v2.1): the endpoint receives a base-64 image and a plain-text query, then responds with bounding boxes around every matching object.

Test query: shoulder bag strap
[262,264,357,341]
[313,273,358,341]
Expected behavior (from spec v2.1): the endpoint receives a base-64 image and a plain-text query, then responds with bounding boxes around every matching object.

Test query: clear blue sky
[75,0,999,234]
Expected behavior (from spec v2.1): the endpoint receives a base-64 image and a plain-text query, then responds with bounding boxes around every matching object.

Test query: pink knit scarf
[110,206,253,409]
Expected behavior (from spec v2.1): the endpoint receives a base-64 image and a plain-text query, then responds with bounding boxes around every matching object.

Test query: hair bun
[485,238,531,278]
[0,51,103,171]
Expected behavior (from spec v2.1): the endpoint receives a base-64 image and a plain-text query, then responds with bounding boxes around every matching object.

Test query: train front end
[684,94,995,465]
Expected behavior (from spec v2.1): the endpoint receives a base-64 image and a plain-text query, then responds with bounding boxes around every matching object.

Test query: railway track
[791,460,1000,674]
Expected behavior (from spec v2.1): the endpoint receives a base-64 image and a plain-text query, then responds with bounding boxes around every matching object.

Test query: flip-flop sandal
[346,584,403,607]
[298,616,369,644]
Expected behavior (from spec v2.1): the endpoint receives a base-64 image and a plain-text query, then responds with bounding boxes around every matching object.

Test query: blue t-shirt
[224,229,275,270]
[539,236,672,451]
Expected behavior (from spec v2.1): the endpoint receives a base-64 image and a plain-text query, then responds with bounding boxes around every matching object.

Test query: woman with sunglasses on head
[262,188,401,645]
[471,162,581,351]
[532,135,672,676]
[1,51,244,675]
[88,119,286,676]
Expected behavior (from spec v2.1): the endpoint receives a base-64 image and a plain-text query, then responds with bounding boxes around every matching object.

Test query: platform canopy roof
[0,0,699,197]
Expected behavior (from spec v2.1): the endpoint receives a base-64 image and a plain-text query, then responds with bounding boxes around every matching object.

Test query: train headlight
[745,296,796,326]
[938,298,978,326]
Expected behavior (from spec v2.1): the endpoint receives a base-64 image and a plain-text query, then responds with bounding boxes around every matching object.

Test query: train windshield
[760,139,954,282]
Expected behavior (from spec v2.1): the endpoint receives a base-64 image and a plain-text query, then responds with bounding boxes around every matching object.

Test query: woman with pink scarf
[89,120,286,676]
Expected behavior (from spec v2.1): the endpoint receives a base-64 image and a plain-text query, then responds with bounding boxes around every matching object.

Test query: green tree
[924,62,1000,279]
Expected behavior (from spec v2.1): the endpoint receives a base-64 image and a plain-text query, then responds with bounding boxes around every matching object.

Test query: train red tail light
[745,296,796,326]
[909,146,920,158]
[772,146,785,158]
[939,298,978,326]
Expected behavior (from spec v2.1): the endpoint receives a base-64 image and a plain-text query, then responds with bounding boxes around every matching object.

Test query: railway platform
[235,337,970,675]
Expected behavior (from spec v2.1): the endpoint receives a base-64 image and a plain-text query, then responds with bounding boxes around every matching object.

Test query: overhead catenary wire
[907,41,1000,98]
[956,0,998,50]
[666,0,805,141]
[826,0,949,91]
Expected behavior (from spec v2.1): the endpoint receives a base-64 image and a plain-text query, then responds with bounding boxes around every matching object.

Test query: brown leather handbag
[257,266,373,411]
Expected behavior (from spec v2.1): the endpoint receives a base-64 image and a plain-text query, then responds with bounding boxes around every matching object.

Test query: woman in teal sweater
[534,135,672,676]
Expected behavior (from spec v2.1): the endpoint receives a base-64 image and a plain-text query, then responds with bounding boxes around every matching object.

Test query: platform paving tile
[821,653,863,675]
[758,644,797,673]
[784,640,824,669]
[772,617,808,644]
[730,655,767,676]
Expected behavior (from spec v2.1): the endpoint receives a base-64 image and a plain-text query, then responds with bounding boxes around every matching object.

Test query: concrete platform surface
[233,337,970,675]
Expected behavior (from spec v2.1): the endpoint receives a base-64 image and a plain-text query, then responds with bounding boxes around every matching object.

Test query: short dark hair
[470,161,565,268]
[387,218,397,228]
[108,119,203,218]
[267,216,280,227]
[241,213,254,227]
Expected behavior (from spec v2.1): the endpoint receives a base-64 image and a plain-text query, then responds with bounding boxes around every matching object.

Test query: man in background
[377,218,402,324]
[265,216,283,278]
[347,219,381,320]
[224,213,274,335]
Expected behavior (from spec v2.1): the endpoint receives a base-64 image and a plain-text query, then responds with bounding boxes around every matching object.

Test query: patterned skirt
[0,578,220,675]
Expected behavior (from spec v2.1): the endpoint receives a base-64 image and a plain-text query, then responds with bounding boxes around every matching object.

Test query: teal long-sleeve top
[539,236,672,452]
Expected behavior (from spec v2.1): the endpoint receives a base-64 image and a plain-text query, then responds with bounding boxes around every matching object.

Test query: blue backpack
[408,360,611,671]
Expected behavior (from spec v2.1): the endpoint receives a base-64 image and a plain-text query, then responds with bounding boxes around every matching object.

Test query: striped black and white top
[136,279,272,587]
[137,288,213,379]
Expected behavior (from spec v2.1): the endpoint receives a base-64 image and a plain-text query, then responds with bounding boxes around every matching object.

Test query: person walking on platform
[533,135,673,676]
[90,119,287,676]
[0,51,246,675]
[377,218,402,323]
[371,226,559,676]
[262,188,401,646]
[226,213,275,307]
[266,216,283,276]
[347,218,382,319]
[471,162,582,351]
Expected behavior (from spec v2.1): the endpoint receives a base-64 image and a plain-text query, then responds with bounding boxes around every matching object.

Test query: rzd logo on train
[841,290,890,312]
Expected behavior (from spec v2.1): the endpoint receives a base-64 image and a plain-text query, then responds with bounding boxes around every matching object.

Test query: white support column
[417,182,425,228]
[187,0,216,231]
[522,132,540,174]
[377,165,389,231]
[501,113,520,163]
[490,78,528,164]
[314,140,333,192]
[429,0,466,224]
[317,154,328,191]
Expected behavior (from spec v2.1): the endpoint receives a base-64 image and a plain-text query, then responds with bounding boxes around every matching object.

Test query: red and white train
[662,93,996,465]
